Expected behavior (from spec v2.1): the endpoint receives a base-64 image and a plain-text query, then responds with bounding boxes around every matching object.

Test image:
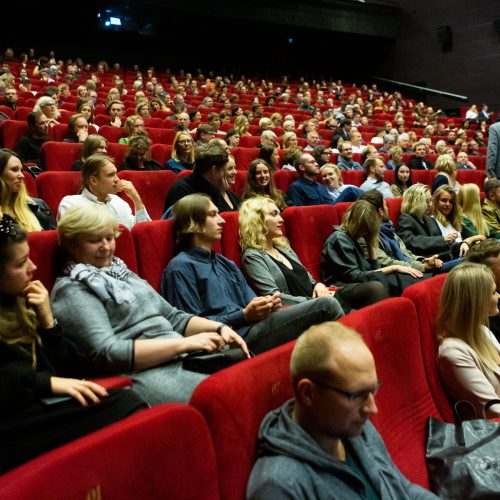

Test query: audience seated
[33,96,60,126]
[0,214,146,473]
[242,159,288,210]
[63,114,89,144]
[118,115,145,145]
[431,185,484,253]
[161,194,343,354]
[58,154,151,229]
[119,134,163,171]
[14,111,50,166]
[319,163,363,204]
[359,157,393,198]
[408,143,434,170]
[71,134,108,171]
[51,203,247,406]
[390,163,412,197]
[217,155,240,212]
[164,131,195,174]
[431,154,460,194]
[458,183,496,238]
[436,263,500,419]
[239,196,341,311]
[247,322,437,499]
[0,149,54,231]
[482,180,500,235]
[336,142,363,171]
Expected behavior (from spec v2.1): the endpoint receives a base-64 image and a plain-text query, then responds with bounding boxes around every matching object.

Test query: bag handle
[453,400,476,445]
[483,399,500,419]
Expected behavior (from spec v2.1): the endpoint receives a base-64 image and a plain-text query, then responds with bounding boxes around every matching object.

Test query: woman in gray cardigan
[239,197,342,312]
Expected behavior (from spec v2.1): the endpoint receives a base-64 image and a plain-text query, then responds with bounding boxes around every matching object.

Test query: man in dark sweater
[15,112,50,166]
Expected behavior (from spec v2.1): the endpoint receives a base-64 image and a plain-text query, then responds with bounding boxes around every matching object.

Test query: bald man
[247,322,437,499]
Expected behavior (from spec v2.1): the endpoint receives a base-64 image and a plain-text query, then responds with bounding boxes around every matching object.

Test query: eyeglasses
[178,139,192,145]
[310,378,382,402]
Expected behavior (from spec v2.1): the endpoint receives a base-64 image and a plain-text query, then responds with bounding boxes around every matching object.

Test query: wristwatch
[216,324,229,335]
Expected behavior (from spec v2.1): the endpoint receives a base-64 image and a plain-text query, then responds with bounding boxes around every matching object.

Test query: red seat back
[0,120,28,149]
[232,147,260,170]
[107,143,128,167]
[99,125,127,143]
[402,274,454,422]
[220,211,241,268]
[41,142,82,171]
[0,404,219,500]
[386,197,403,226]
[342,170,365,187]
[283,205,338,281]
[132,220,174,292]
[455,169,486,188]
[23,173,38,198]
[36,171,81,215]
[150,143,174,164]
[273,169,299,193]
[340,297,441,488]
[117,170,177,220]
[190,341,294,500]
[145,127,176,145]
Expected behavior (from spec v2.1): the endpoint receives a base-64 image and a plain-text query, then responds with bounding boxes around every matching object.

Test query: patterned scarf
[64,257,136,304]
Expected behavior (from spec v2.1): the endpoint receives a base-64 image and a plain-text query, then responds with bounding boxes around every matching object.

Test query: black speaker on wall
[493,18,500,34]
[437,25,453,52]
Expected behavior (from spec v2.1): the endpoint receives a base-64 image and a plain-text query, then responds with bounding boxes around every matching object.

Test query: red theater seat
[283,205,338,281]
[332,201,353,224]
[232,147,260,170]
[273,169,299,193]
[49,124,97,142]
[99,125,127,143]
[239,136,262,148]
[150,143,174,164]
[190,341,294,500]
[117,170,177,220]
[220,211,241,268]
[107,143,128,167]
[132,220,174,292]
[455,169,486,188]
[41,142,82,171]
[386,197,403,225]
[0,404,219,500]
[342,170,365,187]
[36,171,81,216]
[402,274,454,422]
[23,173,37,198]
[340,297,441,488]
[0,120,28,149]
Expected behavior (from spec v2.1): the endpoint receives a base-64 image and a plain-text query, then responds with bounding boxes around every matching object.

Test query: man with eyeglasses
[336,142,363,171]
[247,322,437,499]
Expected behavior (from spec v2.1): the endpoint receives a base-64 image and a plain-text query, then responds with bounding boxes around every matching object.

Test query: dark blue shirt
[287,177,334,206]
[161,247,256,336]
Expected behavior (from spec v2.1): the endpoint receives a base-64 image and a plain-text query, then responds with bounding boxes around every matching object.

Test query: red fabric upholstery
[283,205,338,281]
[41,142,82,171]
[273,169,299,193]
[239,136,262,148]
[190,341,294,500]
[332,201,353,224]
[87,376,133,389]
[469,156,486,170]
[402,274,454,422]
[115,226,139,274]
[99,125,127,143]
[36,171,81,215]
[386,197,403,226]
[117,170,177,220]
[13,107,32,122]
[411,170,435,186]
[107,143,128,167]
[144,127,176,145]
[132,220,174,292]
[455,169,486,188]
[340,297,441,488]
[0,106,14,119]
[0,120,28,149]
[232,147,260,170]
[220,211,241,268]
[383,169,395,184]
[49,124,97,142]
[150,143,174,164]
[23,172,37,198]
[341,170,365,187]
[0,404,219,500]
[232,170,247,198]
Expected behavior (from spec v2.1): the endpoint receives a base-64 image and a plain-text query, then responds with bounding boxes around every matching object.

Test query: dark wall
[380,0,500,112]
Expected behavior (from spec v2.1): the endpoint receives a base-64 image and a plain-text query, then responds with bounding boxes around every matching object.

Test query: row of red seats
[0,219,451,498]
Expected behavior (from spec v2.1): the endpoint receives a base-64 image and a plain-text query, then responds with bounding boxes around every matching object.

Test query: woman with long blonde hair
[0,149,54,231]
[458,183,490,238]
[436,262,500,418]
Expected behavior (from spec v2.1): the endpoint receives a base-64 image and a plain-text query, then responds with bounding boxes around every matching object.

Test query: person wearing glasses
[33,96,60,126]
[247,322,437,499]
[165,131,195,174]
[336,142,363,171]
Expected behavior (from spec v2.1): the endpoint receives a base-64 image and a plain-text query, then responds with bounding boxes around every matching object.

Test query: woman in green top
[458,183,499,239]
[118,115,145,145]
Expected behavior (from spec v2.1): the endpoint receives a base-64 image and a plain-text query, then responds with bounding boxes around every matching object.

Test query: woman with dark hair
[71,135,108,172]
[165,132,195,174]
[242,159,287,210]
[76,99,97,130]
[0,149,54,230]
[258,146,280,170]
[225,128,240,149]
[390,163,412,197]
[217,155,240,212]
[0,215,146,473]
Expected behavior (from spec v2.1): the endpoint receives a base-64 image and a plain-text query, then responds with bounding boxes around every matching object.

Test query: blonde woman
[282,131,298,150]
[458,183,492,238]
[234,115,251,137]
[436,262,500,418]
[319,164,363,203]
[118,115,146,145]
[239,197,338,307]
[0,149,54,231]
[431,185,485,255]
[165,131,195,174]
[431,154,460,194]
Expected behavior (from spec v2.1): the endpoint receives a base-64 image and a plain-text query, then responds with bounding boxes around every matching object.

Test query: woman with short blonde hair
[432,154,459,193]
[436,262,500,418]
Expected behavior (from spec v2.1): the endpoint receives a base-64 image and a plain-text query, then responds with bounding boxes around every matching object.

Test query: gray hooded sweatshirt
[246,399,437,499]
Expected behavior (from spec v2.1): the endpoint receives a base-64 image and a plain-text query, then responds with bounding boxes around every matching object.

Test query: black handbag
[182,346,253,374]
[426,400,500,499]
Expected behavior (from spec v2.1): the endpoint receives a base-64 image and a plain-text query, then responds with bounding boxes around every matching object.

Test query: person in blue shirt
[161,194,344,355]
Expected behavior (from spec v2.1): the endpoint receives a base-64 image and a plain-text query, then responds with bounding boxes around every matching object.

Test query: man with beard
[359,157,393,199]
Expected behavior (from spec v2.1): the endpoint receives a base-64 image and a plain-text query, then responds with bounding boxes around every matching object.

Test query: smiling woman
[242,159,287,210]
[0,149,55,231]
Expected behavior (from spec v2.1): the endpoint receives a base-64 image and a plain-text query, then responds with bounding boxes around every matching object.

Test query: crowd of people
[1,46,500,495]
